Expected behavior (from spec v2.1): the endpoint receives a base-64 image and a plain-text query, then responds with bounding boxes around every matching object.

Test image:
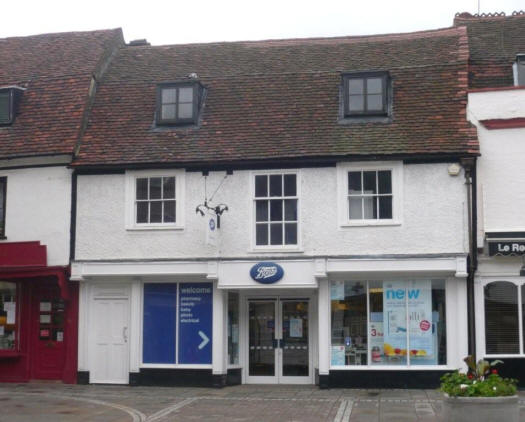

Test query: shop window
[254,172,299,247]
[228,292,239,365]
[0,282,17,350]
[484,281,520,354]
[142,282,212,365]
[342,72,390,117]
[330,279,447,367]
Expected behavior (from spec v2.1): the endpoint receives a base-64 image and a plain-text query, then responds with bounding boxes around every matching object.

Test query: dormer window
[515,55,525,86]
[342,72,389,117]
[0,87,24,126]
[156,82,202,126]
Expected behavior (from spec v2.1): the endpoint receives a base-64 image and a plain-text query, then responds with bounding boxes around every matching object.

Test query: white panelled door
[90,298,130,384]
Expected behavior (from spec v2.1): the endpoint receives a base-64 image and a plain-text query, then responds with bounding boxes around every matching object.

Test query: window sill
[126,225,184,232]
[340,220,401,228]
[248,247,304,254]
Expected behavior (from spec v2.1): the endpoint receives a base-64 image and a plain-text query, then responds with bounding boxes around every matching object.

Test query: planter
[443,394,519,422]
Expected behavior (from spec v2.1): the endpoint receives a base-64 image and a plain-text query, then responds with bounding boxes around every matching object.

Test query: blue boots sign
[250,262,284,284]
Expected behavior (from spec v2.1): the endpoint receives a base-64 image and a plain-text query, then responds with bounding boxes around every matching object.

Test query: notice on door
[178,283,213,364]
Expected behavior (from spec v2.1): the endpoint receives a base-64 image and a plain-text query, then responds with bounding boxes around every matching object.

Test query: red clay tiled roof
[454,12,525,88]
[0,29,124,159]
[74,26,478,167]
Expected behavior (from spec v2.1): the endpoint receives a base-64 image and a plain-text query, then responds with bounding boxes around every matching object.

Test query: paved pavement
[0,383,524,421]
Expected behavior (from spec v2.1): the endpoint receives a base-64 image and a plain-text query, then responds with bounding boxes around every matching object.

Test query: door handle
[123,327,128,343]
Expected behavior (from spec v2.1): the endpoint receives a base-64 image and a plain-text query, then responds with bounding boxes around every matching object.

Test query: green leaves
[441,357,517,397]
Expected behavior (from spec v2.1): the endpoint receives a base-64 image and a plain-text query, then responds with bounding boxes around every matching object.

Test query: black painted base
[227,368,242,386]
[77,371,89,385]
[327,370,449,389]
[487,358,525,388]
[137,368,214,387]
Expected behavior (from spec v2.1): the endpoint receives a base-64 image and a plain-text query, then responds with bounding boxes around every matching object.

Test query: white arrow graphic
[198,330,209,350]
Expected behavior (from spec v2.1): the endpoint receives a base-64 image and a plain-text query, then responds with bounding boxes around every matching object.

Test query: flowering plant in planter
[440,356,517,397]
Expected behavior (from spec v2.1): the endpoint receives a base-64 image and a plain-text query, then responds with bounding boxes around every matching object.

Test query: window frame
[477,277,525,358]
[250,169,302,252]
[125,170,185,230]
[337,161,403,227]
[342,72,389,117]
[0,177,6,238]
[0,87,24,126]
[155,82,201,126]
[328,278,451,370]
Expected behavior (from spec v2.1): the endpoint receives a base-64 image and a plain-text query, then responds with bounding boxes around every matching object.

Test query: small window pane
[348,172,362,194]
[137,202,148,223]
[256,200,268,222]
[348,79,364,95]
[163,177,175,199]
[284,199,297,221]
[284,223,297,245]
[283,174,296,197]
[270,200,283,221]
[161,104,176,120]
[269,175,282,197]
[270,223,283,245]
[163,201,176,223]
[363,196,376,219]
[179,87,194,103]
[378,171,392,194]
[178,102,193,119]
[367,94,383,111]
[150,201,162,223]
[136,178,148,200]
[363,171,377,194]
[348,95,364,112]
[149,178,162,199]
[256,224,268,245]
[367,78,383,94]
[162,88,177,104]
[349,197,363,219]
[379,196,392,219]
[255,175,268,197]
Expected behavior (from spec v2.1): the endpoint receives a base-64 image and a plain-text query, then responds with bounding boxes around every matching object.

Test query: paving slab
[0,383,524,422]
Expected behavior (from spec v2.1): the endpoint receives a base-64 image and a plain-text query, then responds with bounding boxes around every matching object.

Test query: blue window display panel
[143,283,177,364]
[178,283,213,364]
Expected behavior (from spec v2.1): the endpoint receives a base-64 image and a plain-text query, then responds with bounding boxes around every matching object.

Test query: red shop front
[0,241,78,383]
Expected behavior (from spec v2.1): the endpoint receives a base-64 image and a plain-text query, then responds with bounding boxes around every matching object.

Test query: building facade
[458,11,525,386]
[70,27,477,388]
[0,29,123,382]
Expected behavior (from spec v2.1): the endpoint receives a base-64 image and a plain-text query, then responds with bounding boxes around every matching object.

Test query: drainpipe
[461,157,477,359]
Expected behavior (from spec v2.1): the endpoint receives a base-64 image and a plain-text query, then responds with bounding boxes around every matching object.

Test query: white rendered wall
[468,90,525,236]
[1,166,71,266]
[75,163,467,260]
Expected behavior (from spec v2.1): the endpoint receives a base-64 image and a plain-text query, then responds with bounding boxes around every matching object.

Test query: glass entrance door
[247,298,311,384]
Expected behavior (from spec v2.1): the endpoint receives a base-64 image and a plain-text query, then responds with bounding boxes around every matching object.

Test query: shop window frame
[478,277,525,358]
[0,177,6,239]
[328,278,450,370]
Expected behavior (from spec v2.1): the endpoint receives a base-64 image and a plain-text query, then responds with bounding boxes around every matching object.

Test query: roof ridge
[454,10,525,24]
[129,26,464,49]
